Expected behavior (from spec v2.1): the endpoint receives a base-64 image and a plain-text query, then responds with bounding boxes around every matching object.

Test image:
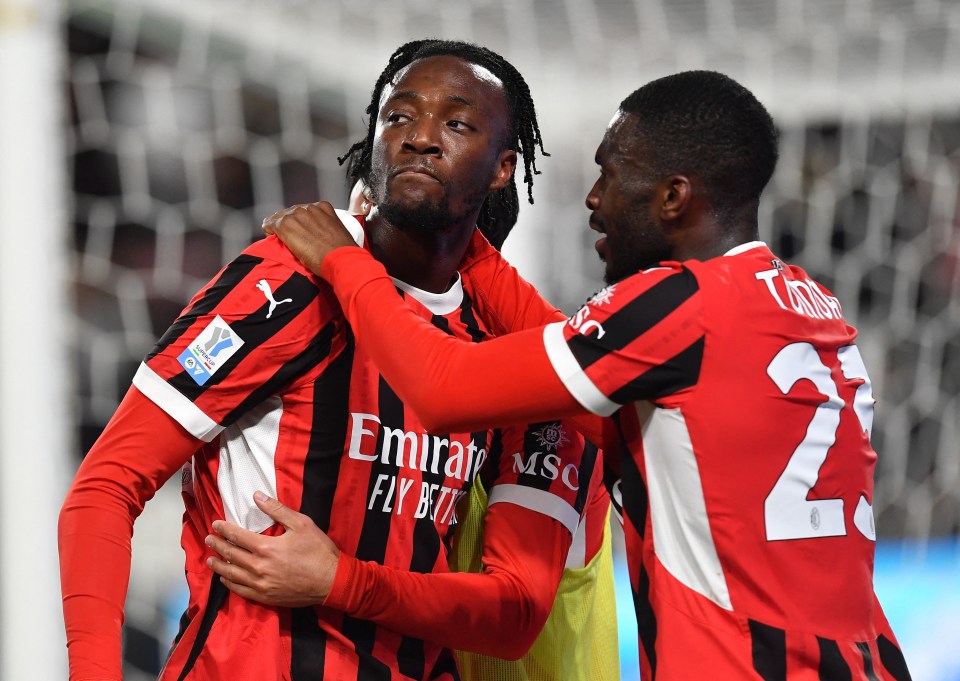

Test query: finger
[211,519,262,551]
[252,491,302,531]
[205,534,255,569]
[217,576,272,605]
[206,555,256,588]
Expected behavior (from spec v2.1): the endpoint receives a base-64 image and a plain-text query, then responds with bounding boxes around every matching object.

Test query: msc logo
[533,422,568,451]
[568,305,606,339]
[511,451,580,491]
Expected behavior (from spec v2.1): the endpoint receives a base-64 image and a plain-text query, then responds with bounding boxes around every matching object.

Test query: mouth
[590,217,608,260]
[392,165,441,183]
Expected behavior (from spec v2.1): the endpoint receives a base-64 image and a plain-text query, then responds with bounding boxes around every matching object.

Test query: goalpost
[0,0,71,678]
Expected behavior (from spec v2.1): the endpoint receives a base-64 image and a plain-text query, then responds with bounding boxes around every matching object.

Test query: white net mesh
[63,0,960,677]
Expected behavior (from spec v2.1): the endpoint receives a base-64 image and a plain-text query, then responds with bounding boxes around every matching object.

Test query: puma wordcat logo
[256,279,293,318]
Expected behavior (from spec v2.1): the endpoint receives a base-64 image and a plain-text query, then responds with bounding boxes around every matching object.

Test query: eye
[447,120,473,131]
[386,111,412,124]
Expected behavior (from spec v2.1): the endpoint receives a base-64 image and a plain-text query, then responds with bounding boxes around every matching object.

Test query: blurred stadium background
[1,0,958,678]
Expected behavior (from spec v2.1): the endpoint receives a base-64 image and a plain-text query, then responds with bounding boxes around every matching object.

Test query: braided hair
[339,39,548,250]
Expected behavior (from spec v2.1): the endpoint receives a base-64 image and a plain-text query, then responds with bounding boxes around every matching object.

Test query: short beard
[378,196,456,233]
[376,180,489,235]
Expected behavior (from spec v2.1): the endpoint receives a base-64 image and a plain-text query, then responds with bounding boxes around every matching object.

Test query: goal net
[58,0,959,678]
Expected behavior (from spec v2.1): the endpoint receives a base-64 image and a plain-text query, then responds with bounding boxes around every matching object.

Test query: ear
[658,175,692,221]
[488,149,518,192]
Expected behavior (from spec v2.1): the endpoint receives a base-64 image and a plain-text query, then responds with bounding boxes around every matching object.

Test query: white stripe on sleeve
[487,483,580,536]
[542,322,620,416]
[133,362,224,442]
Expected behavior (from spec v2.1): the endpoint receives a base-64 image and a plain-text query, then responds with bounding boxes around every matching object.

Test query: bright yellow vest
[450,479,620,681]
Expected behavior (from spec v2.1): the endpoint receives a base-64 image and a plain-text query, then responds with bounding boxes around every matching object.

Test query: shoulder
[584,262,699,313]
[241,235,320,279]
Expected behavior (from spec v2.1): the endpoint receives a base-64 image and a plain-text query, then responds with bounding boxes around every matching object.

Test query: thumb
[253,491,298,530]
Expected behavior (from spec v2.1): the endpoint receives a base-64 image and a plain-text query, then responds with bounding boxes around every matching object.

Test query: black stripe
[856,641,881,681]
[457,290,487,343]
[147,254,262,359]
[221,319,337,427]
[290,340,354,679]
[817,637,852,681]
[299,336,354,531]
[339,371,403,681]
[568,268,700,369]
[167,272,321,401]
[618,426,657,676]
[397,634,426,680]
[290,607,327,681]
[876,635,912,681]
[572,441,600,514]
[749,619,787,681]
[427,650,461,680]
[609,335,704,403]
[174,577,230,681]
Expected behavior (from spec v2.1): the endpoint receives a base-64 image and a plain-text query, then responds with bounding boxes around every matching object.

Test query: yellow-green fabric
[450,479,620,681]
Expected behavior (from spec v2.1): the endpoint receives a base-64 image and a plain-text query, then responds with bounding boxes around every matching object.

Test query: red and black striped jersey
[545,242,911,680]
[312,241,913,681]
[130,227,599,681]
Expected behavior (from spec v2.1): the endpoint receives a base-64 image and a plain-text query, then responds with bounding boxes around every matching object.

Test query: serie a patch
[177,315,245,385]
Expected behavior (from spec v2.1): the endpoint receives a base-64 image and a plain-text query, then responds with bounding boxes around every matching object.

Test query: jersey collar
[723,240,767,256]
[392,273,464,316]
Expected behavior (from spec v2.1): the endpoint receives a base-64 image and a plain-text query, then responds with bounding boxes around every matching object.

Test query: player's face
[585,111,671,284]
[368,55,516,233]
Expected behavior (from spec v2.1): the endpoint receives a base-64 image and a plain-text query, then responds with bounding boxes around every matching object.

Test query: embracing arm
[324,248,585,431]
[329,503,569,658]
[207,493,570,660]
[58,386,200,681]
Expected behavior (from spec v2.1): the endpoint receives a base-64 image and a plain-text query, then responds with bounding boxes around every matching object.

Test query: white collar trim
[724,240,767,256]
[392,272,464,316]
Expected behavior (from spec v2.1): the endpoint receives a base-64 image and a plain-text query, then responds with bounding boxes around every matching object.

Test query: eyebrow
[386,91,475,108]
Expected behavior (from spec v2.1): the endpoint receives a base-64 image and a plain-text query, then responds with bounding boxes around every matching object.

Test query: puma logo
[256,279,293,318]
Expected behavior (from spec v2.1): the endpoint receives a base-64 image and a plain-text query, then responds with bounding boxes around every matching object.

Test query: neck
[671,205,760,262]
[365,212,476,293]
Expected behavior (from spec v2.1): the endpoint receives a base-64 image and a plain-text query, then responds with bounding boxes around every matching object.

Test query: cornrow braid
[338,39,548,250]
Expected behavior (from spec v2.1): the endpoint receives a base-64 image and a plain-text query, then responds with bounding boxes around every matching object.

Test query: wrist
[321,551,358,612]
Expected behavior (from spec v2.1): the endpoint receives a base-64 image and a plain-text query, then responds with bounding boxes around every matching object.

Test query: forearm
[323,248,585,432]
[59,387,199,680]
[323,505,568,659]
[58,501,135,680]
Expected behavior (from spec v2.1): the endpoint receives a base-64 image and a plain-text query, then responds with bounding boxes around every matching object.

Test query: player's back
[618,242,910,679]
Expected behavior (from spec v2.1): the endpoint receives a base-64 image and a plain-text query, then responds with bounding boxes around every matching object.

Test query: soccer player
[263,70,914,680]
[58,40,614,680]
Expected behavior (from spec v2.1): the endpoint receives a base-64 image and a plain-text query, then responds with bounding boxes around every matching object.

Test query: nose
[585,177,601,210]
[403,117,442,156]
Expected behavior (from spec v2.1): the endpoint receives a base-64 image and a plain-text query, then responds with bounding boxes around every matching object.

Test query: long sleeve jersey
[315,242,913,681]
[59,222,605,681]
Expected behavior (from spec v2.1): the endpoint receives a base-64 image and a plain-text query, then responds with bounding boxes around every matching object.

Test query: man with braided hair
[59,39,616,681]
[264,70,914,680]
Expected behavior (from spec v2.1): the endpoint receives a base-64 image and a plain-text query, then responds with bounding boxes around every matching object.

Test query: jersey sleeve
[541,265,705,415]
[460,230,566,334]
[133,239,345,440]
[320,247,585,433]
[58,387,203,681]
[483,420,600,541]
